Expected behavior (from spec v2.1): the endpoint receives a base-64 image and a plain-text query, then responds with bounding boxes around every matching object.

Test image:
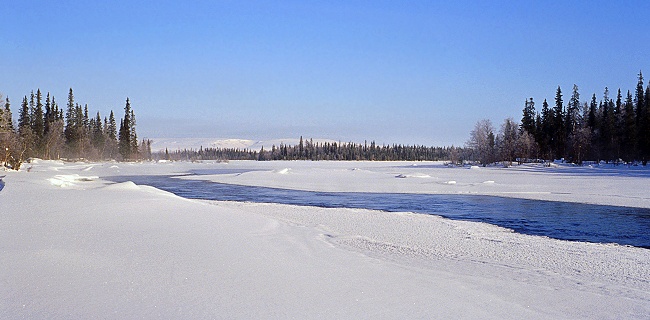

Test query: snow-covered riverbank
[1,160,649,319]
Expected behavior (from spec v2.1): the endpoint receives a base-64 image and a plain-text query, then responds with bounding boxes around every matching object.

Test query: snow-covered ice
[1,160,649,319]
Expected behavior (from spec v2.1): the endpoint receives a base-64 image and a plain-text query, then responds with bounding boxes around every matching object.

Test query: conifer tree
[634,71,650,165]
[552,86,565,158]
[18,96,31,136]
[588,94,598,130]
[44,93,52,135]
[614,89,624,158]
[83,105,90,131]
[539,99,552,158]
[32,89,45,156]
[92,111,104,153]
[108,110,117,141]
[65,88,76,145]
[3,97,13,132]
[639,83,650,166]
[118,98,132,160]
[622,91,637,162]
[566,84,580,136]
[17,95,35,158]
[130,109,138,159]
[600,87,615,161]
[520,98,536,135]
[299,136,304,159]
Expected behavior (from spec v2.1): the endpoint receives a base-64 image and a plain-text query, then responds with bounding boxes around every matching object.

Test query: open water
[110,170,650,249]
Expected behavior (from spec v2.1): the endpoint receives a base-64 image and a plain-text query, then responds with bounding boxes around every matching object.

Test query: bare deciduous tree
[467,119,496,166]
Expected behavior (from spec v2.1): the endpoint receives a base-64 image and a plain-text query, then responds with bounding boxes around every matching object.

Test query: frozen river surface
[112,171,650,249]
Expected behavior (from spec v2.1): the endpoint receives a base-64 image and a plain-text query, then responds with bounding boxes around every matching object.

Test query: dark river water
[109,170,650,249]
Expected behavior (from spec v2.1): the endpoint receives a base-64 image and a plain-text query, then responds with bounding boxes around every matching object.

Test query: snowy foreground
[1,160,649,319]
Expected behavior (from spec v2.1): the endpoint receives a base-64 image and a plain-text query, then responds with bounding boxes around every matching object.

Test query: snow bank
[48,174,99,187]
[273,168,291,174]
[1,160,649,319]
[395,173,431,178]
[187,161,650,209]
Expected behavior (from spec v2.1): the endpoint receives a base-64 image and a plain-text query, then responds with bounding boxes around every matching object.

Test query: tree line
[6,72,647,167]
[156,137,471,162]
[468,72,650,166]
[0,88,150,170]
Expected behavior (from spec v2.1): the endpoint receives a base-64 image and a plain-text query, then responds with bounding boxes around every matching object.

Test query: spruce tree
[540,99,552,158]
[622,91,637,162]
[83,105,90,131]
[613,89,624,159]
[588,94,598,130]
[520,98,536,135]
[634,72,645,159]
[639,83,650,166]
[552,86,565,158]
[32,89,44,137]
[118,98,132,159]
[91,111,104,155]
[44,93,52,135]
[108,110,117,141]
[32,89,45,156]
[18,96,31,136]
[566,84,580,136]
[4,97,13,132]
[65,88,76,144]
[600,88,615,161]
[130,109,138,159]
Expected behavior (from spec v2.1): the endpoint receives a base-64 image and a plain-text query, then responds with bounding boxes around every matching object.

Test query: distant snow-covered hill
[149,138,339,152]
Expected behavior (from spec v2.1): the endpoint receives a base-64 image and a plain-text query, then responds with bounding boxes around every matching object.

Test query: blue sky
[2,1,649,146]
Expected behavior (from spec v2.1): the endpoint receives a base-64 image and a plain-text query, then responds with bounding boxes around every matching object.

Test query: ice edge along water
[1,160,649,319]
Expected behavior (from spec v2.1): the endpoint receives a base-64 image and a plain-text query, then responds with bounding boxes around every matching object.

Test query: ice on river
[1,160,649,319]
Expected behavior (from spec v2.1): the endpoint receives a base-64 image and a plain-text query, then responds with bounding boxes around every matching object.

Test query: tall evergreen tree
[566,84,580,136]
[552,86,565,158]
[622,91,637,162]
[600,87,615,161]
[91,111,104,153]
[32,89,45,155]
[520,98,536,135]
[634,72,645,159]
[17,95,35,158]
[44,92,52,135]
[3,97,13,132]
[18,96,31,136]
[118,98,132,159]
[639,83,650,166]
[108,110,117,141]
[65,88,76,144]
[130,109,138,158]
[539,99,552,158]
[32,89,44,138]
[613,89,624,159]
[587,94,598,130]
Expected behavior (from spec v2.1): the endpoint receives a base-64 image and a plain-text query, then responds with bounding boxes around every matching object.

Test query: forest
[467,72,650,166]
[0,88,151,170]
[159,138,470,162]
[3,72,649,167]
[161,72,650,165]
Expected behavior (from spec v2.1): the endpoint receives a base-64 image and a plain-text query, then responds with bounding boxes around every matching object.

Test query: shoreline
[1,160,649,318]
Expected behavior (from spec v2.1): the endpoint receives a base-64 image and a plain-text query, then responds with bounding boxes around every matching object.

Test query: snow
[185,161,650,209]
[149,137,339,152]
[1,160,649,318]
